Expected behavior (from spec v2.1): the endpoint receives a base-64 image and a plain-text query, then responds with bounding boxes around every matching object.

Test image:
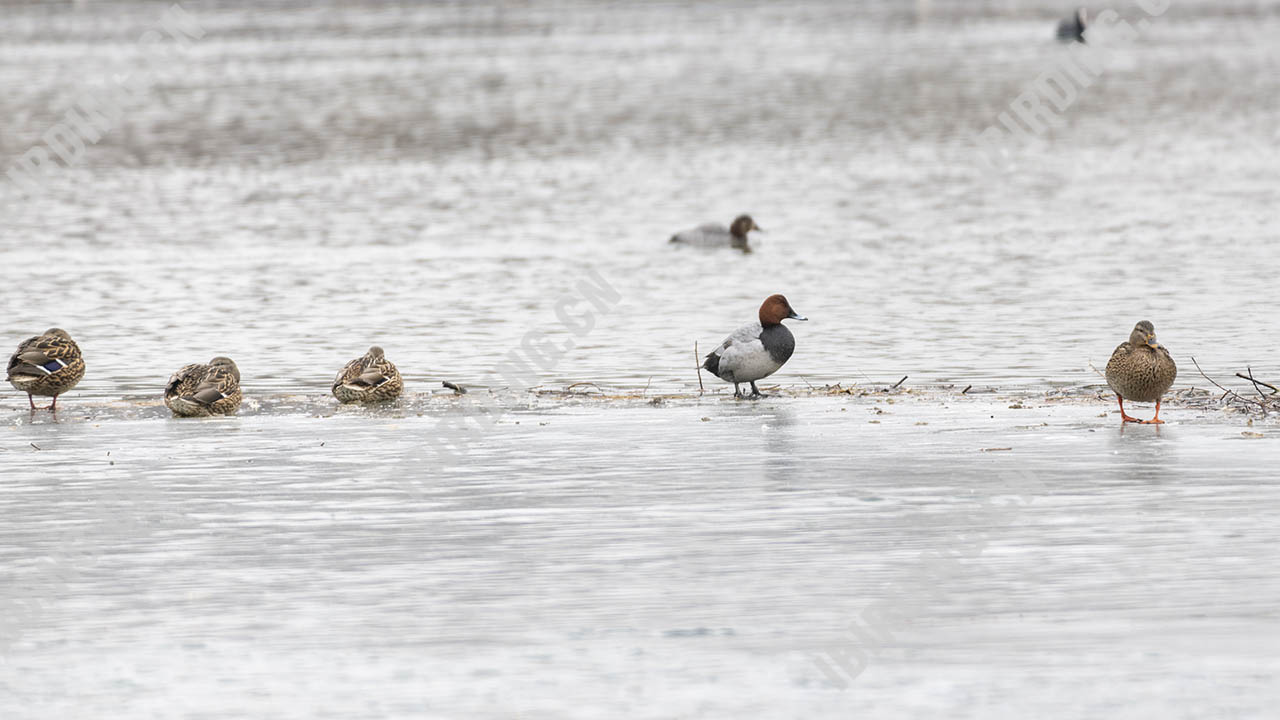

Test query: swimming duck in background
[6,328,85,411]
[1056,8,1087,43]
[332,346,403,404]
[1105,320,1177,424]
[669,215,763,252]
[703,294,806,399]
[164,356,242,417]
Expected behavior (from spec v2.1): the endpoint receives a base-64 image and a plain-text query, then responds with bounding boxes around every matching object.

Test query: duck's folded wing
[165,364,203,394]
[1159,347,1177,376]
[348,367,392,388]
[333,357,364,388]
[710,322,765,372]
[8,336,76,376]
[188,366,238,405]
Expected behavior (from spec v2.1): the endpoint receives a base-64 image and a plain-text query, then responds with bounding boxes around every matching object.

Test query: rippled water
[2,1,1278,717]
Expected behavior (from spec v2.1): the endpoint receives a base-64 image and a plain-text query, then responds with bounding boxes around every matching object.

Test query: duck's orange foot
[1120,413,1142,423]
[1142,401,1166,425]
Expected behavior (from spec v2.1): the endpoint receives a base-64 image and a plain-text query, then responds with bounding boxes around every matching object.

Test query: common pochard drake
[703,294,806,398]
[669,215,762,252]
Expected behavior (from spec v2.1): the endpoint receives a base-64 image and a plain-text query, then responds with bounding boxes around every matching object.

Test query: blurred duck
[703,294,806,399]
[6,328,85,411]
[669,215,762,252]
[164,356,242,417]
[1057,8,1087,43]
[332,346,403,404]
[1105,320,1176,424]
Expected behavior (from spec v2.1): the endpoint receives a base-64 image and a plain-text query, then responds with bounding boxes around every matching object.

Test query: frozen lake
[2,0,1278,717]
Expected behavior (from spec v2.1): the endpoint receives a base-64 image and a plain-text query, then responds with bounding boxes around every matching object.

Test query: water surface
[2,1,1279,717]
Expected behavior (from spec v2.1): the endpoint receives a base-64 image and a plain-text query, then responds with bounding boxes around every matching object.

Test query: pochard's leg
[1142,400,1165,425]
[1117,395,1140,423]
[749,381,763,398]
[733,383,743,399]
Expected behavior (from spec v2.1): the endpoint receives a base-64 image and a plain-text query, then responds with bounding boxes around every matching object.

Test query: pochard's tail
[702,352,720,376]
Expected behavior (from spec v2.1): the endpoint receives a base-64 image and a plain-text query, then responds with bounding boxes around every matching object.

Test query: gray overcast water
[1,1,1278,717]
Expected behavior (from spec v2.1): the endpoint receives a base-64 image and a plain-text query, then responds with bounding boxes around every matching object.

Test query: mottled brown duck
[164,356,242,417]
[1105,320,1177,424]
[6,328,85,411]
[332,346,403,404]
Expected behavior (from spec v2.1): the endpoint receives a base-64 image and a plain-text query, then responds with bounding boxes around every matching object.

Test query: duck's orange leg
[49,395,59,412]
[27,393,36,411]
[1117,395,1141,423]
[1141,400,1165,424]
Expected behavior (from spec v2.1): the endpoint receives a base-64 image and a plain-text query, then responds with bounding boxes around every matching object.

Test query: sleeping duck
[332,346,403,404]
[6,327,85,411]
[164,356,242,417]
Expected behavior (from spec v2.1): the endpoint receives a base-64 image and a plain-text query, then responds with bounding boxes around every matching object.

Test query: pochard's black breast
[1057,16,1084,41]
[761,324,795,364]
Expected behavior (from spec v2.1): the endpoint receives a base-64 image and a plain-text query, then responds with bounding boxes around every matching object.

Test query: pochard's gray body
[704,322,796,385]
[670,223,748,249]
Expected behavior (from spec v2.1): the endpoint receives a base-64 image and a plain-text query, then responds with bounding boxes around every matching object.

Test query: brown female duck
[6,328,85,411]
[164,356,242,417]
[1105,320,1176,424]
[332,346,403,404]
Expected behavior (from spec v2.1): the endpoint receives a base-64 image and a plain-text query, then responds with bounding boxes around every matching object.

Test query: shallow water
[1,0,1277,395]
[3,396,1279,717]
[2,1,1279,717]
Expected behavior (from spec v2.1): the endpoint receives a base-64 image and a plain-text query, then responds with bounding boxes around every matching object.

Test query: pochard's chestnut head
[729,215,763,239]
[758,294,806,327]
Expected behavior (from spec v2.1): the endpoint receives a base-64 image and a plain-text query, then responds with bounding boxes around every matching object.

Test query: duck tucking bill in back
[332,345,403,404]
[6,328,85,412]
[164,356,243,417]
